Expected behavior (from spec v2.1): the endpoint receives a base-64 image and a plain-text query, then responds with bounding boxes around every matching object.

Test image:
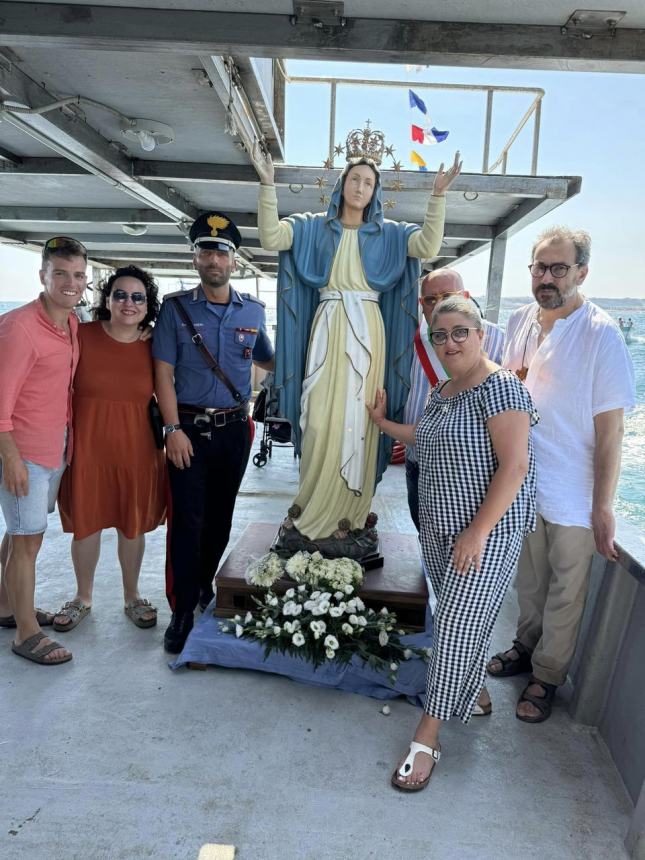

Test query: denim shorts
[0,456,67,536]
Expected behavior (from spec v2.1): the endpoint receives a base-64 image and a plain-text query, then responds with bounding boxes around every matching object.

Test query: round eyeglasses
[528,262,580,279]
[429,326,480,346]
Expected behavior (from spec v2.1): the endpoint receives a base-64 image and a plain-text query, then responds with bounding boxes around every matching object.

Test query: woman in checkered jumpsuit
[368,295,538,792]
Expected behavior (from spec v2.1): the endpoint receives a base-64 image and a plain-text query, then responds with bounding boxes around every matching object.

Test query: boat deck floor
[0,441,632,860]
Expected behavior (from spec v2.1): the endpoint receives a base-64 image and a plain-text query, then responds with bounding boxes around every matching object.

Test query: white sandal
[391,741,441,792]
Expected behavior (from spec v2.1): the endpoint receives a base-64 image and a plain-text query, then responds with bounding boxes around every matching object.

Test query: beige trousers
[515,514,597,687]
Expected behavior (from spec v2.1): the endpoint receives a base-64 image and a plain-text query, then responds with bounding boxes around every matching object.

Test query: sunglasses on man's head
[111,289,147,305]
[44,236,88,256]
[420,290,470,307]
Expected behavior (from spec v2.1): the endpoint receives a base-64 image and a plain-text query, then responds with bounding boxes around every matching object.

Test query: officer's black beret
[189,211,241,252]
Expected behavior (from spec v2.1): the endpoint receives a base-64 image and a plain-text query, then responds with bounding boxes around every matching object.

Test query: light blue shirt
[152,285,274,408]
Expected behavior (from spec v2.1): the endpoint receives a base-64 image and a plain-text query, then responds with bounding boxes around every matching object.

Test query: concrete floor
[0,440,633,860]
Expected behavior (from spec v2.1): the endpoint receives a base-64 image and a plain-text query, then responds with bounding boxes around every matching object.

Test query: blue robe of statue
[274,167,421,486]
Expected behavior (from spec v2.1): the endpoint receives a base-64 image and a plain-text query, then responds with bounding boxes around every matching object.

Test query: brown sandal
[52,600,91,632]
[0,608,55,629]
[124,599,157,629]
[12,631,72,665]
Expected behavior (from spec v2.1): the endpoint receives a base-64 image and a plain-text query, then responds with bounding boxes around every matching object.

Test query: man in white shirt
[403,269,504,529]
[487,226,635,722]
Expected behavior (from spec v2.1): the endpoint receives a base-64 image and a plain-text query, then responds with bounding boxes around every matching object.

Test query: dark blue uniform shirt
[152,286,274,408]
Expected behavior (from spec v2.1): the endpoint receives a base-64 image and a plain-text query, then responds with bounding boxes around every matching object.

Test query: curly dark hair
[94,265,160,330]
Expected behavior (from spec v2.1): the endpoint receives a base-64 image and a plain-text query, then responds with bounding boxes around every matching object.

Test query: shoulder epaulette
[241,292,266,307]
[162,289,187,300]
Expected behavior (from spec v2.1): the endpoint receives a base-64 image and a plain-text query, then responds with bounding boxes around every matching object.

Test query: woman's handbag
[148,396,165,449]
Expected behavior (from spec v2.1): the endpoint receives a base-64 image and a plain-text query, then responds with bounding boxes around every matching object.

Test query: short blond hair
[431,295,483,330]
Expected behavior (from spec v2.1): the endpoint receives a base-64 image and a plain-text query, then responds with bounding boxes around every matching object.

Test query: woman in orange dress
[55,266,165,631]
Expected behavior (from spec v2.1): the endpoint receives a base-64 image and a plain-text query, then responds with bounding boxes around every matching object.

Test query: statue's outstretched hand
[252,140,275,186]
[366,388,387,427]
[432,150,462,197]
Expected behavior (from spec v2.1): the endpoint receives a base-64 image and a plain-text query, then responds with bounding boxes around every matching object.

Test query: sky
[2,58,645,303]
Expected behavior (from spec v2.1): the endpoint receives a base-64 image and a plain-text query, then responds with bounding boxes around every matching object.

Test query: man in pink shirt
[0,237,85,664]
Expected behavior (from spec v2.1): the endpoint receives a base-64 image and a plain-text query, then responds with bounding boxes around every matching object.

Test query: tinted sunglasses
[44,236,88,257]
[111,289,147,305]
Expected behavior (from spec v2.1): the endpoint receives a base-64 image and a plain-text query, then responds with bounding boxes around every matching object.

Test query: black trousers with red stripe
[165,416,253,613]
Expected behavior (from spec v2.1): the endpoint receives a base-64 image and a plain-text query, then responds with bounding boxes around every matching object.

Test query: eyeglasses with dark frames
[528,262,580,279]
[429,326,480,346]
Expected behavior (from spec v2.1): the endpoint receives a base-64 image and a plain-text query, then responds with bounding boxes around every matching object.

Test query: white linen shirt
[502,300,635,528]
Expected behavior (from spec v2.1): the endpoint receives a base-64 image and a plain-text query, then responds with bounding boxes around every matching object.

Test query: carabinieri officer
[153,210,274,652]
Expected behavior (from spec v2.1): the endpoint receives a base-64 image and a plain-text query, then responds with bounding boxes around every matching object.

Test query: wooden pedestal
[214,523,428,630]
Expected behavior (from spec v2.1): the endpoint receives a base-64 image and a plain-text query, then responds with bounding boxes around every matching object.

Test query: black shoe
[198,589,215,612]
[163,611,194,654]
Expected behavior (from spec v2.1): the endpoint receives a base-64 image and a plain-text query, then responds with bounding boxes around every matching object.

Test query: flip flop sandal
[12,631,72,665]
[472,701,492,716]
[487,640,532,677]
[516,677,557,723]
[52,601,91,633]
[391,741,441,792]
[124,599,157,629]
[0,608,55,629]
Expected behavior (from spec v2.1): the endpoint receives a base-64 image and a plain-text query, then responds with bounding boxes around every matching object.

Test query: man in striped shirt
[403,269,504,529]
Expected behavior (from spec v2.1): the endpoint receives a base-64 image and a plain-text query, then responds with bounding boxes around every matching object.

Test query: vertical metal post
[485,235,506,323]
[328,81,337,163]
[501,151,508,175]
[482,90,493,173]
[531,98,542,176]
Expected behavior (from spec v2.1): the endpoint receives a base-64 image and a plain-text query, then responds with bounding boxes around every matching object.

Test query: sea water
[2,298,645,531]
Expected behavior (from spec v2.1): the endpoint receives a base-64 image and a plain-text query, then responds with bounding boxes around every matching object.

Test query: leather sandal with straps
[391,741,441,792]
[12,631,72,665]
[52,600,91,633]
[124,598,157,629]
[487,639,532,677]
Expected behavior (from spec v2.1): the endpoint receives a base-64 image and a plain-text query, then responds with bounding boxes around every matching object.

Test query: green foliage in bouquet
[221,551,429,679]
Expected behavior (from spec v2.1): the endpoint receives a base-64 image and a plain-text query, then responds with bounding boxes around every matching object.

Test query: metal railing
[283,73,544,176]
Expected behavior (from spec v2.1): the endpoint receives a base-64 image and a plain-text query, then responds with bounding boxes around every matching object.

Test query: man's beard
[534,282,574,309]
[200,268,229,288]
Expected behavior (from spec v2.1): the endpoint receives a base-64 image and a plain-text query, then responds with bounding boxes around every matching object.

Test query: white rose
[379,607,388,616]
[403,649,413,660]
[390,662,398,671]
[329,607,343,618]
[283,621,293,634]
[311,591,321,600]
[378,630,389,647]
[357,616,367,627]
[325,648,336,659]
[344,584,354,594]
[268,596,279,607]
[273,626,281,635]
[349,614,359,625]
[235,624,243,638]
[265,617,274,628]
[346,600,357,612]
[298,585,307,593]
[234,614,241,622]
[292,604,302,615]
[355,598,365,611]
[292,632,305,647]
[244,611,253,624]
[285,587,295,599]
[318,600,331,614]
[341,623,353,635]
[334,591,345,601]
[324,635,339,650]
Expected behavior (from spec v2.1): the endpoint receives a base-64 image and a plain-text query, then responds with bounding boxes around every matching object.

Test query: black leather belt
[178,403,248,429]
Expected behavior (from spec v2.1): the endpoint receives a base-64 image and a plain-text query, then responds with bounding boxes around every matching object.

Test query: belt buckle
[213,411,226,428]
[194,414,210,428]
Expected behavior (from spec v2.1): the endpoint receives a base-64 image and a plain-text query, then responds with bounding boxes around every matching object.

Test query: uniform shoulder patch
[241,292,266,307]
[162,289,187,301]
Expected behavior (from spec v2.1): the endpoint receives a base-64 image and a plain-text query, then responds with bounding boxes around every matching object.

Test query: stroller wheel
[253,452,268,467]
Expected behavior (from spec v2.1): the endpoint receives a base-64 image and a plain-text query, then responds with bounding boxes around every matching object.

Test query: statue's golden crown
[344,123,385,166]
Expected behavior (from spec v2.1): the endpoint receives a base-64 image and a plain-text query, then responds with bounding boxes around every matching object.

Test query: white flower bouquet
[225,552,427,678]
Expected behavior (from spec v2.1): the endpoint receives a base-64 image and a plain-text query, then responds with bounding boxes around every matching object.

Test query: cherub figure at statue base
[272,508,383,569]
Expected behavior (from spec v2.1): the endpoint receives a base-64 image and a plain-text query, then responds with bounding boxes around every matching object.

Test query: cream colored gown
[258,184,445,539]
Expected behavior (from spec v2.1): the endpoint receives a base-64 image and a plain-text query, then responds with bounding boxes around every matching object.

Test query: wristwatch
[163,424,182,435]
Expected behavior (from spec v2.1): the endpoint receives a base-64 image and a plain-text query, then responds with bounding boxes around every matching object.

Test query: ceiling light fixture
[121,224,148,236]
[120,118,175,153]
